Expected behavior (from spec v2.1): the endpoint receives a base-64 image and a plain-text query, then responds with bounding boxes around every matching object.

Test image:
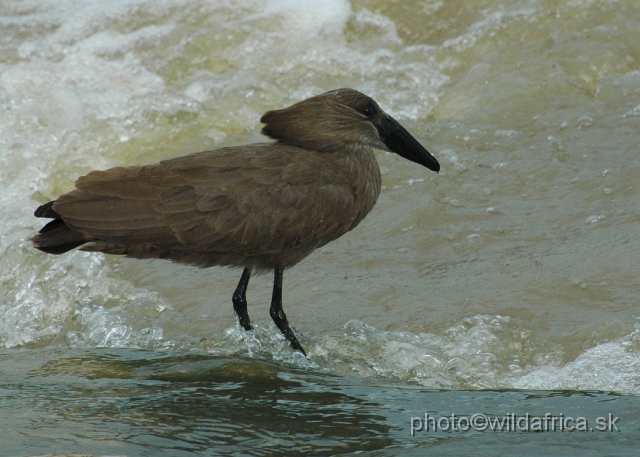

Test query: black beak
[376,115,440,173]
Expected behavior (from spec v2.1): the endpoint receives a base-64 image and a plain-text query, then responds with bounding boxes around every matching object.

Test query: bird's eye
[363,105,375,117]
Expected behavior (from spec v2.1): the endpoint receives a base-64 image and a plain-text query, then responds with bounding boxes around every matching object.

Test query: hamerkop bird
[31,88,439,356]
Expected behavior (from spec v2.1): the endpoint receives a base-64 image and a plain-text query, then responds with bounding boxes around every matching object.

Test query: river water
[1,0,639,455]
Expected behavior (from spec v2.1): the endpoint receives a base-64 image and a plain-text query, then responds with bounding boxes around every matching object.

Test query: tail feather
[31,201,87,255]
[34,201,59,218]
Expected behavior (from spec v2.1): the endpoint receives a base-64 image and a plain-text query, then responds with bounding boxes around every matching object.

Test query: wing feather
[52,144,361,263]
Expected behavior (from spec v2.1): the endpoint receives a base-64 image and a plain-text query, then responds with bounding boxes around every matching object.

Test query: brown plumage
[31,88,439,356]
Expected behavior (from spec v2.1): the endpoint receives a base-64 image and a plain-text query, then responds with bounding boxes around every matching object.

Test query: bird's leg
[270,267,307,356]
[232,268,252,331]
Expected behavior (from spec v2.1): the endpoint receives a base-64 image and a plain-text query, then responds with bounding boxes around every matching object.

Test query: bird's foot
[270,308,307,357]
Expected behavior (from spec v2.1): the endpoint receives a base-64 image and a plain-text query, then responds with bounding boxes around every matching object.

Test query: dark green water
[1,348,638,456]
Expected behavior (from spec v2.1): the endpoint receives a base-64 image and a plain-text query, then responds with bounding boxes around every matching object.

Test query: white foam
[350,9,402,44]
[67,303,166,349]
[442,6,537,53]
[0,241,175,349]
[624,103,640,117]
[178,0,445,119]
[307,317,640,394]
[245,0,351,37]
[309,316,519,389]
[510,325,640,393]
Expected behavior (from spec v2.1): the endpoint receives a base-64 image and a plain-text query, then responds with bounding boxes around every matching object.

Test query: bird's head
[260,88,439,172]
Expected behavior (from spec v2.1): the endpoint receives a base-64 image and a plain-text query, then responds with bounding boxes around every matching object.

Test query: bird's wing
[53,144,359,256]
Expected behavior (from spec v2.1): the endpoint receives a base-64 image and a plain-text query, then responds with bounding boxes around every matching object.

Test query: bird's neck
[337,145,382,223]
